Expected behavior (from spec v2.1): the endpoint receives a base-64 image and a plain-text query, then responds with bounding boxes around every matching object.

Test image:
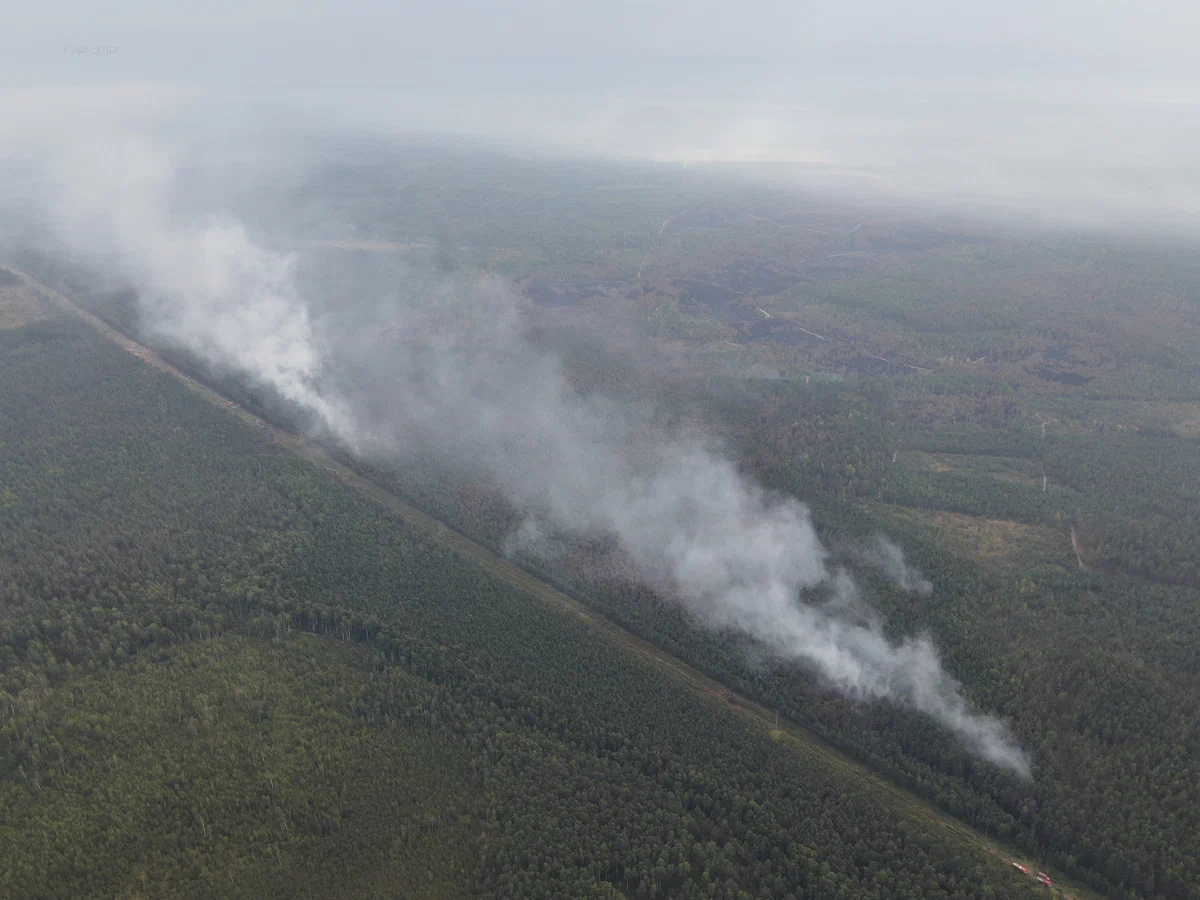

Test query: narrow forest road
[737,211,830,235]
[795,249,873,266]
[6,263,1105,900]
[1071,526,1087,569]
[637,212,681,280]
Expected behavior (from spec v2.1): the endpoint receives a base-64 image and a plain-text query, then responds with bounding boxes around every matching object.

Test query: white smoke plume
[323,276,1029,777]
[12,128,1030,778]
[44,132,359,447]
[861,535,935,597]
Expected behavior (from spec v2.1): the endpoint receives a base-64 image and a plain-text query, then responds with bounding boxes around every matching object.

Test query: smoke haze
[41,132,359,446]
[5,124,1031,776]
[862,536,935,597]
[6,0,1200,229]
[16,0,1190,776]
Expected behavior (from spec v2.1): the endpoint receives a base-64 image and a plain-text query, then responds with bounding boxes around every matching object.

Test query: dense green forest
[349,435,1200,900]
[0,306,1053,897]
[5,146,1200,900]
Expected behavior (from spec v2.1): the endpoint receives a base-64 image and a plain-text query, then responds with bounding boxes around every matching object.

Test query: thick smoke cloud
[21,130,1030,778]
[45,133,359,446]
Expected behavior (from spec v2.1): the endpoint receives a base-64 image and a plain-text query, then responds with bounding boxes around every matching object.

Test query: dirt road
[637,213,681,280]
[1071,526,1087,569]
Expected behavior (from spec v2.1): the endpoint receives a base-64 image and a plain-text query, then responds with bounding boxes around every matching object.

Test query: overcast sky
[8,1,1199,84]
[4,1,1199,224]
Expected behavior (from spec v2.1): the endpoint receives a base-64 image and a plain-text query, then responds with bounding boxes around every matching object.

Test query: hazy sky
[8,1,1200,82]
[4,1,1200,222]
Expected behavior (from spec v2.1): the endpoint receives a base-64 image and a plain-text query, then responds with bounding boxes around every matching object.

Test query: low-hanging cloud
[11,126,1031,778]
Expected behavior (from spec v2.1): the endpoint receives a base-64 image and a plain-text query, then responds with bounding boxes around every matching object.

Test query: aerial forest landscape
[2,3,1199,899]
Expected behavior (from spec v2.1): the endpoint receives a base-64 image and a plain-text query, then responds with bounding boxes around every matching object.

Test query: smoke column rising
[34,133,1031,778]
[46,133,359,447]
[862,535,935,597]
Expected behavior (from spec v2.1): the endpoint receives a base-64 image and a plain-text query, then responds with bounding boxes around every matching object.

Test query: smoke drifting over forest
[8,127,1031,778]
[862,536,935,597]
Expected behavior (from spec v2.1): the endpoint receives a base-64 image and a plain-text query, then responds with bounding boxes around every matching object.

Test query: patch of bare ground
[867,503,1071,567]
[0,268,50,329]
[930,511,1058,559]
[917,452,1047,487]
[1146,401,1200,438]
